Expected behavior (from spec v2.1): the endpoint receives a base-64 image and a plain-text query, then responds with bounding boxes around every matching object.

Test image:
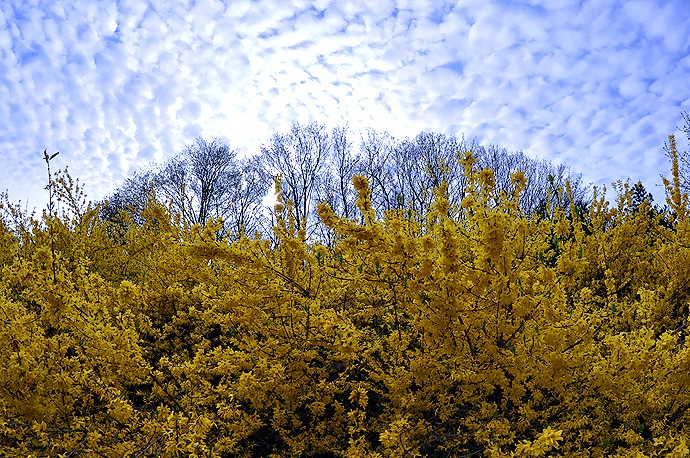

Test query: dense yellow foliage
[2,138,690,457]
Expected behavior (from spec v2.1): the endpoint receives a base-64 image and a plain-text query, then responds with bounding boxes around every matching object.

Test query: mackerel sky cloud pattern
[1,0,689,207]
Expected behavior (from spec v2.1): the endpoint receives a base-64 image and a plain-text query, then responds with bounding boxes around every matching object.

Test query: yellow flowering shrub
[1,140,690,456]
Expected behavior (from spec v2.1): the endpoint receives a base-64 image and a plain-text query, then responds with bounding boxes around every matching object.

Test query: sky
[1,0,689,210]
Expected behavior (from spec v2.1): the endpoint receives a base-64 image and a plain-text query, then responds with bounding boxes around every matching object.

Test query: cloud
[1,0,689,209]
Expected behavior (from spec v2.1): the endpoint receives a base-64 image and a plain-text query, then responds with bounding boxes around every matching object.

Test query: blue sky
[1,0,689,209]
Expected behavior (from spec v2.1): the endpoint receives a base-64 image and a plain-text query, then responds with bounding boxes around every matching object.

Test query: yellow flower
[352,174,369,192]
[478,168,496,189]
[511,170,528,191]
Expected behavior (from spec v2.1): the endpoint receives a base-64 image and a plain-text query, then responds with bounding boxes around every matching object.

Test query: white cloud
[618,74,647,100]
[1,0,689,209]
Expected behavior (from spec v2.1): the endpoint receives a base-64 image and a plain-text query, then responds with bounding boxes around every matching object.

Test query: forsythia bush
[2,138,690,457]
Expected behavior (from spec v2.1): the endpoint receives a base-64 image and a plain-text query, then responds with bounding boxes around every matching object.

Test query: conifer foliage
[1,133,690,457]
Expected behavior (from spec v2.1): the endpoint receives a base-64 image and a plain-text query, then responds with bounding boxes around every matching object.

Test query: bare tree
[472,145,589,216]
[100,169,156,227]
[389,132,469,218]
[324,126,360,220]
[259,122,331,237]
[103,137,245,234]
[183,136,239,226]
[102,127,592,245]
[359,129,397,216]
[155,158,196,224]
[223,155,272,239]
[311,126,361,244]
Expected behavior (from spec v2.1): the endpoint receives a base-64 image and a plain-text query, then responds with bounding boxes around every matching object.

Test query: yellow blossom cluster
[1,138,690,456]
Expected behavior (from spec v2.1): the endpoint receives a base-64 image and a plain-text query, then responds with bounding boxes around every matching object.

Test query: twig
[671,323,687,334]
[135,433,168,457]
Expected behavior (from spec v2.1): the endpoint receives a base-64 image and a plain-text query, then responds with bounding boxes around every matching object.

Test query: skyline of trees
[100,123,594,243]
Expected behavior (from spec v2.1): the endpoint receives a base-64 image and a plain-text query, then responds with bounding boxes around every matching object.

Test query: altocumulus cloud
[0,0,689,208]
